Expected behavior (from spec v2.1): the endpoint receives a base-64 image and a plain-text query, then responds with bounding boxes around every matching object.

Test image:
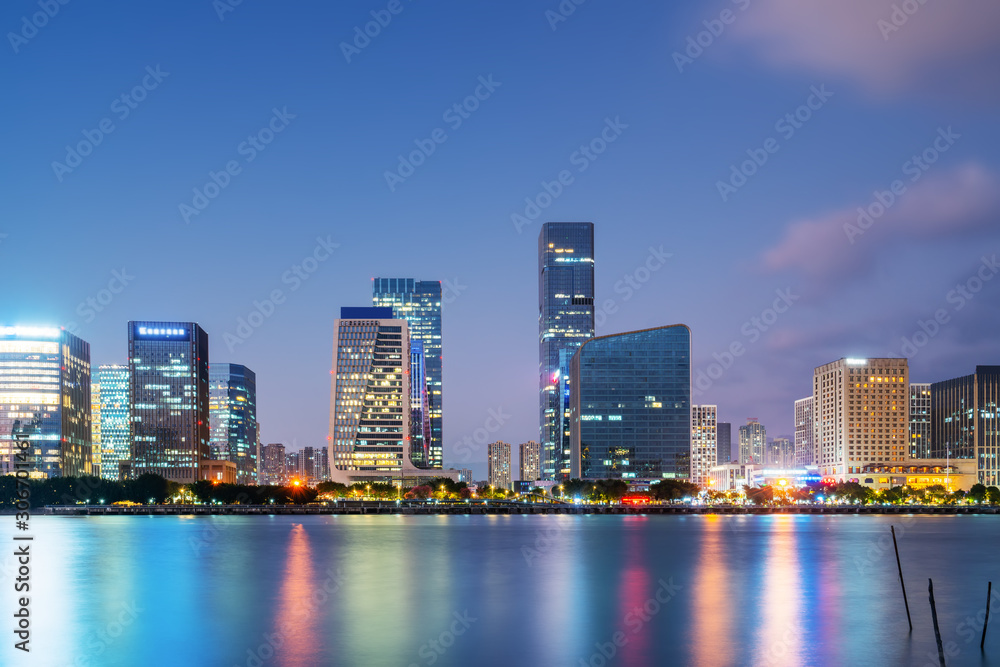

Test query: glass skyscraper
[0,326,92,478]
[92,365,129,480]
[909,383,931,459]
[128,322,210,483]
[209,363,258,485]
[373,279,443,468]
[539,222,595,480]
[931,366,1000,485]
[409,339,431,468]
[569,324,690,482]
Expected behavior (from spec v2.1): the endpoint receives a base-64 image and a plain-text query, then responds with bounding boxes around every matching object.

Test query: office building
[128,322,210,483]
[690,405,718,486]
[717,422,732,464]
[931,366,1000,486]
[794,397,814,466]
[519,440,542,482]
[457,468,474,484]
[569,324,691,482]
[767,437,794,468]
[408,339,431,468]
[814,357,909,480]
[539,222,595,480]
[261,443,286,485]
[488,441,512,490]
[373,279,443,468]
[738,418,766,465]
[92,365,129,480]
[0,326,92,478]
[209,364,258,485]
[909,383,932,459]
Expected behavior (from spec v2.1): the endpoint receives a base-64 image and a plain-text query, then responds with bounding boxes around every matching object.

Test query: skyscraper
[717,422,732,464]
[768,437,794,467]
[261,442,286,485]
[209,363,258,485]
[408,339,431,468]
[931,366,1000,486]
[738,419,766,465]
[373,279,443,468]
[690,405,717,486]
[909,382,931,459]
[539,222,595,480]
[0,326,92,478]
[487,441,512,490]
[92,365,129,480]
[569,324,691,482]
[128,322,210,483]
[519,440,541,482]
[794,397,814,466]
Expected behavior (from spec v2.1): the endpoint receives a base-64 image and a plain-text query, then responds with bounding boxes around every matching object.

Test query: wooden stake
[891,526,912,632]
[929,578,946,667]
[982,581,992,651]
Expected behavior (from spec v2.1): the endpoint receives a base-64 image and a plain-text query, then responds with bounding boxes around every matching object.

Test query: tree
[745,486,773,505]
[650,480,700,502]
[967,484,987,504]
[986,486,1000,505]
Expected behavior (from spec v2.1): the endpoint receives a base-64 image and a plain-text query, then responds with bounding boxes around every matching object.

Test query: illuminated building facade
[717,422,732,464]
[128,322,210,483]
[0,326,92,478]
[539,222,595,480]
[738,418,766,465]
[209,363,258,484]
[569,324,691,482]
[373,279,443,468]
[814,357,909,481]
[519,440,541,482]
[767,437,794,467]
[794,397,814,466]
[909,383,932,459]
[931,366,1000,486]
[93,365,129,480]
[487,441,512,490]
[261,442,286,485]
[690,405,717,485]
[408,339,431,468]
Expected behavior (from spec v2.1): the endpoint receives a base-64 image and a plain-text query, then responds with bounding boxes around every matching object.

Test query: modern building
[0,326,92,478]
[794,397,814,466]
[519,440,542,482]
[854,460,977,493]
[708,462,757,492]
[767,437,794,468]
[408,339,431,468]
[457,468,474,484]
[539,222,595,480]
[487,441,512,490]
[92,365,129,480]
[209,363,258,485]
[717,422,732,464]
[128,322,210,483]
[690,405,718,486]
[909,383,932,459]
[569,324,691,482]
[931,366,1000,486]
[285,450,302,481]
[260,443,286,485]
[814,357,909,481]
[373,279,443,468]
[738,418,766,465]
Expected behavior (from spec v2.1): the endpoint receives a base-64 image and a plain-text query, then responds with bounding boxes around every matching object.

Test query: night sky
[3,1,999,478]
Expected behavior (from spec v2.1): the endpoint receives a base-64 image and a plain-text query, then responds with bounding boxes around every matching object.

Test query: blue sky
[3,0,999,477]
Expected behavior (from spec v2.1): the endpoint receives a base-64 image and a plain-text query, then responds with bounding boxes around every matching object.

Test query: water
[3,514,999,666]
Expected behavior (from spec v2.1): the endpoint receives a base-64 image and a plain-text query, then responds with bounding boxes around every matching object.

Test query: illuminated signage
[581,415,603,421]
[0,326,61,339]
[137,326,187,337]
[608,415,622,421]
[845,358,867,366]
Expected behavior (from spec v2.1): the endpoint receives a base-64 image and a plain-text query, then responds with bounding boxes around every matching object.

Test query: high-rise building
[539,222,595,480]
[408,339,431,468]
[814,357,909,480]
[717,422,732,463]
[209,363,258,485]
[738,419,766,465]
[569,324,691,482]
[794,397,814,466]
[457,468,473,483]
[931,366,1000,486]
[487,441,512,490]
[285,450,302,481]
[373,279,443,468]
[519,440,541,482]
[909,383,932,459]
[128,322,210,483]
[690,405,717,486]
[92,365,129,480]
[0,326,92,478]
[261,443,286,485]
[768,437,794,467]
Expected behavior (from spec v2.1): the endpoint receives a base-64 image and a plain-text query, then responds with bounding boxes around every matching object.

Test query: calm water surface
[3,514,999,666]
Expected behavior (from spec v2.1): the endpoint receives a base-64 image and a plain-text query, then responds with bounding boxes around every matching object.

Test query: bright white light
[846,358,867,366]
[0,326,61,339]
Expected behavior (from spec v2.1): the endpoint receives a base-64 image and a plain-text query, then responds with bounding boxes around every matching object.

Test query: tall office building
[794,397,814,466]
[285,450,302,481]
[519,440,542,482]
[209,364,258,485]
[569,324,691,482]
[373,279,443,468]
[261,443,286,485]
[931,366,1000,486]
[539,222,595,480]
[690,405,718,486]
[487,441,512,490]
[92,365,129,480]
[738,419,766,465]
[0,326,92,478]
[128,322,210,483]
[408,339,431,468]
[909,383,932,459]
[814,357,909,480]
[717,422,732,464]
[768,437,794,467]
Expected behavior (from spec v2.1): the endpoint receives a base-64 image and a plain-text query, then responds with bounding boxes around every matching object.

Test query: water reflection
[755,516,804,666]
[273,523,319,667]
[690,515,734,666]
[618,517,651,666]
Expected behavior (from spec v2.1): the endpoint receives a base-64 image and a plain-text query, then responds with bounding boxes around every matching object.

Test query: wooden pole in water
[982,580,993,651]
[891,526,912,632]
[929,578,946,667]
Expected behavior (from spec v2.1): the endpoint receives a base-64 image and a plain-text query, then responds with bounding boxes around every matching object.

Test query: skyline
[3,1,1000,479]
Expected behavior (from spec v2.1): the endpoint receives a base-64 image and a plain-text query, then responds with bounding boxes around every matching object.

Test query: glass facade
[409,339,431,468]
[209,363,258,484]
[931,366,1000,486]
[373,279,443,468]
[0,326,91,478]
[717,422,732,464]
[128,322,210,483]
[569,325,690,481]
[539,222,595,480]
[93,365,129,480]
[909,383,931,459]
